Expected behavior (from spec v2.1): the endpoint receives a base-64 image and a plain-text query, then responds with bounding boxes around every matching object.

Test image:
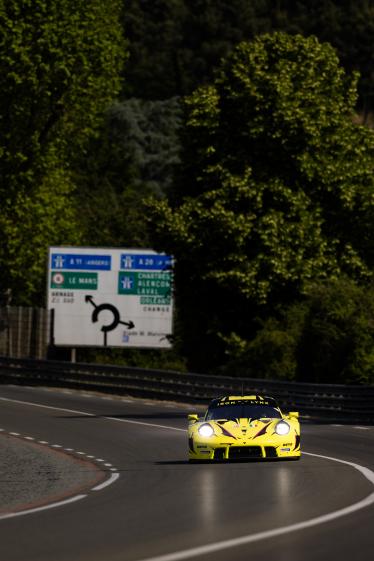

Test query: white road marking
[0,397,93,417]
[0,495,87,521]
[92,472,120,491]
[104,416,186,432]
[0,396,122,518]
[0,396,186,432]
[304,451,374,485]
[4,389,374,554]
[130,454,374,561]
[137,494,374,561]
[354,426,370,430]
[24,436,35,441]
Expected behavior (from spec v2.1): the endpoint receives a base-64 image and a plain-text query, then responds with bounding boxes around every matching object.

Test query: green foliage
[222,279,374,384]
[297,279,374,384]
[268,0,374,120]
[0,0,126,304]
[219,305,306,381]
[74,97,182,248]
[129,98,182,193]
[123,0,374,116]
[122,0,189,98]
[78,347,188,373]
[148,33,374,372]
[100,97,182,197]
[0,164,80,300]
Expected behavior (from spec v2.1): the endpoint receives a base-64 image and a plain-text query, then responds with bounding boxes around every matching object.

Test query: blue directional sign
[120,253,172,271]
[51,253,111,271]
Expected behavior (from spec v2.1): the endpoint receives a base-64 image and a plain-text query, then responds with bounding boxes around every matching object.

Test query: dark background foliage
[1,0,373,382]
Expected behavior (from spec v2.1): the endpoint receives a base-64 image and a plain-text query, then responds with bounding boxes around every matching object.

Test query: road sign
[47,247,173,348]
[50,272,98,290]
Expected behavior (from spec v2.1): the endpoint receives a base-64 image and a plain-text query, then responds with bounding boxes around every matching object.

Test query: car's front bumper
[189,439,301,461]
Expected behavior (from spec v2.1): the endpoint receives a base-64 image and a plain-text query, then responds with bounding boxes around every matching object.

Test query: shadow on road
[154,460,191,466]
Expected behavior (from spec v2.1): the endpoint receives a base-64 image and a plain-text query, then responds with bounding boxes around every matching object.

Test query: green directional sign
[50,271,98,290]
[118,271,171,301]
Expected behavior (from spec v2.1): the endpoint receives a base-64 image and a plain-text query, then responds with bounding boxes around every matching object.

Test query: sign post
[47,247,173,348]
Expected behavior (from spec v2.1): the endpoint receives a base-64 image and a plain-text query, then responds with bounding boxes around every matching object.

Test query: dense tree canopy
[1,2,373,379]
[123,0,374,118]
[272,0,374,119]
[74,97,182,249]
[222,278,374,385]
[149,33,374,372]
[103,97,182,197]
[0,0,126,303]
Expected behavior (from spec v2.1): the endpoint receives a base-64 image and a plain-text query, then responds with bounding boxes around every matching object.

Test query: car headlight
[198,424,214,437]
[275,421,290,436]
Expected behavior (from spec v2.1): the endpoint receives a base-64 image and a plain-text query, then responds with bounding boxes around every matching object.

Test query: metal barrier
[0,356,373,422]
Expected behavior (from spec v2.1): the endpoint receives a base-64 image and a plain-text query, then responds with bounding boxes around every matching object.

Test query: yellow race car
[188,395,300,461]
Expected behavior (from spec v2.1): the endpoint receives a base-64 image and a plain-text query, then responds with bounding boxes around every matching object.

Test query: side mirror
[188,414,199,423]
[288,411,299,419]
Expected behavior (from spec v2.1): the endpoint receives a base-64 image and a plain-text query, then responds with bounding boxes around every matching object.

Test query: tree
[220,278,374,384]
[122,0,188,98]
[74,97,183,248]
[122,0,272,99]
[267,0,374,122]
[122,1,374,117]
[296,279,374,384]
[0,0,126,304]
[101,97,183,197]
[148,33,374,372]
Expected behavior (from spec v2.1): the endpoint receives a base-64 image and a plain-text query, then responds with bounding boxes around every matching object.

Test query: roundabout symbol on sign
[85,295,135,346]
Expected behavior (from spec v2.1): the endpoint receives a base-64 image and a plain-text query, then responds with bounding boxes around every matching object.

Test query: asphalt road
[0,383,373,561]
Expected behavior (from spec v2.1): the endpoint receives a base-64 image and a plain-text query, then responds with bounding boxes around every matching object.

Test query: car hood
[201,418,279,440]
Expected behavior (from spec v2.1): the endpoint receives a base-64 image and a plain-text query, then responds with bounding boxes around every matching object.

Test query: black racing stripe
[252,422,271,439]
[218,425,237,439]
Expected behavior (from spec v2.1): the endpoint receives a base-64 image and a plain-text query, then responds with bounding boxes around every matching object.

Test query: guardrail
[0,356,373,422]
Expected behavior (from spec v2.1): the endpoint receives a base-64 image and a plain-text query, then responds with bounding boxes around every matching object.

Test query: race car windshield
[205,404,282,421]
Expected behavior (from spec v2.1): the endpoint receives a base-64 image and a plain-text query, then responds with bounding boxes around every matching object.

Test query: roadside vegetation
[1,1,373,383]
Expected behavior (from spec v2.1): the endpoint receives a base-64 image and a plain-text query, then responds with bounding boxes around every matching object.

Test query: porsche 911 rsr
[188,395,300,461]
